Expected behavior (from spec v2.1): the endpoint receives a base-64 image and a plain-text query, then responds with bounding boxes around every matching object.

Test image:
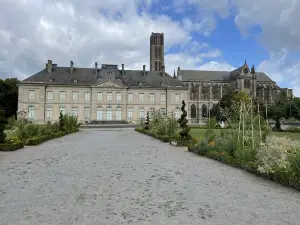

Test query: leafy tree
[220,91,250,109]
[0,78,19,118]
[0,109,6,143]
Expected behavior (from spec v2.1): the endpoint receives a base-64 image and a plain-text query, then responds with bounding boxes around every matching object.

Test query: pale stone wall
[18,82,187,124]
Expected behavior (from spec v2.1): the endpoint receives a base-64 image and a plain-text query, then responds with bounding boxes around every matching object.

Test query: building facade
[18,62,187,124]
[176,60,293,123]
[18,33,293,124]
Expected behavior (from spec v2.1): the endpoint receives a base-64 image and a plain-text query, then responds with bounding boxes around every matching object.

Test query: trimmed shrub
[177,100,190,139]
[0,142,24,151]
[144,112,150,130]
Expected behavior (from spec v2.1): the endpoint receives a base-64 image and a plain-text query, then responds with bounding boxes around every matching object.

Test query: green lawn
[190,128,300,141]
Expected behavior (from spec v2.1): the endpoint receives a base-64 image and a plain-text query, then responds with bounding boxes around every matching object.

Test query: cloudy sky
[0,0,299,96]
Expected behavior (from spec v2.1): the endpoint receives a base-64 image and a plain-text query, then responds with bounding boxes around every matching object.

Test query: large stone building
[176,60,293,123]
[18,32,293,124]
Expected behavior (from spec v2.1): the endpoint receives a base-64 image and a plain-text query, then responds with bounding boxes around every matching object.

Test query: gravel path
[1,128,300,225]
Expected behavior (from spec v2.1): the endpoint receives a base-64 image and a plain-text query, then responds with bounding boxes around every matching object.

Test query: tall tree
[0,78,19,118]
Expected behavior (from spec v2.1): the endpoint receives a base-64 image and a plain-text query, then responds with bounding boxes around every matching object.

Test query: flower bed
[0,142,24,151]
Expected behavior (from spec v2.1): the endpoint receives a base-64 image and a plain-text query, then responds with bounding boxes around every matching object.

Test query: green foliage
[177,100,190,139]
[0,142,24,151]
[59,111,65,131]
[62,114,81,133]
[144,112,150,130]
[0,109,6,143]
[0,78,19,118]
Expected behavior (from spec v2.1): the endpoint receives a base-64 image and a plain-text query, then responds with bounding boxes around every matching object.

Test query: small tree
[59,111,65,131]
[0,109,7,143]
[177,100,190,138]
[144,111,150,130]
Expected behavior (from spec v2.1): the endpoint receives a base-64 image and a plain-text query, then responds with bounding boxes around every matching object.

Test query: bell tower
[150,32,165,72]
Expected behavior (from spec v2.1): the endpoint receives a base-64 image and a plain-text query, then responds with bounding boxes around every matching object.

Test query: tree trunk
[275,119,281,130]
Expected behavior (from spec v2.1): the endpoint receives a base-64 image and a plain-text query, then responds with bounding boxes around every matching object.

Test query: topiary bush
[0,109,7,143]
[144,111,150,130]
[177,100,191,139]
[59,111,65,131]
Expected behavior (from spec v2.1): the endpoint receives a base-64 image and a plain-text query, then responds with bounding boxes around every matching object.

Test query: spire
[251,64,255,74]
[173,70,176,78]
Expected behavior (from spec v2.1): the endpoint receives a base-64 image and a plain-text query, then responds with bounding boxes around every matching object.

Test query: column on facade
[220,83,223,99]
[198,82,202,100]
[252,79,257,98]
[209,83,213,100]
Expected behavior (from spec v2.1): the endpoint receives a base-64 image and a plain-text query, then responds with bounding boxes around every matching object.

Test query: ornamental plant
[59,111,65,131]
[0,109,7,143]
[144,111,150,130]
[177,100,190,139]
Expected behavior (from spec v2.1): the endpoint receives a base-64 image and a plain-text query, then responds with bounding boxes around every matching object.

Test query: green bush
[0,109,6,143]
[0,142,24,151]
[63,114,81,133]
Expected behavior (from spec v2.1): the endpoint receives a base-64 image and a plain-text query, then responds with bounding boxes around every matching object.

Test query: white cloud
[0,0,227,80]
[198,61,235,71]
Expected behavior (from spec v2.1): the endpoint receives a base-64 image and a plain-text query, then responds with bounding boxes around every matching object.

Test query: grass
[190,128,300,141]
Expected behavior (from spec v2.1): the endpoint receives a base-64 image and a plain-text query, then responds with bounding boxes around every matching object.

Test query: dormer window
[74,79,78,83]
[48,78,54,82]
[138,81,143,86]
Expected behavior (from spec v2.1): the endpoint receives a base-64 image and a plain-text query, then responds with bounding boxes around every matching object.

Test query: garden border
[26,129,80,146]
[135,127,300,191]
[0,142,24,151]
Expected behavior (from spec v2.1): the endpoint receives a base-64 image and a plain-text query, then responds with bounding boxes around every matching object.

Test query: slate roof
[22,65,186,89]
[181,69,273,82]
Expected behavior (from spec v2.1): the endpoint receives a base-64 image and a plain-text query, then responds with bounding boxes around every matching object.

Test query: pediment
[91,80,126,88]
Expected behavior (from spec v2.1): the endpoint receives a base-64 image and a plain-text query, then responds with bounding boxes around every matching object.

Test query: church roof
[21,64,186,89]
[180,69,273,82]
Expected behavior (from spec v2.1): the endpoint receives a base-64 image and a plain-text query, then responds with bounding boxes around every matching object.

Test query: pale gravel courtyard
[0,128,300,225]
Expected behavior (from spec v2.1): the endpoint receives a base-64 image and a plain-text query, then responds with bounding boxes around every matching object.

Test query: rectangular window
[107,92,112,101]
[28,90,35,100]
[139,108,144,119]
[160,93,166,101]
[175,94,180,103]
[150,108,155,116]
[46,107,52,120]
[84,107,90,119]
[127,107,133,120]
[47,91,53,100]
[60,91,66,101]
[150,93,155,102]
[84,92,90,101]
[59,106,65,115]
[72,91,78,101]
[97,92,103,101]
[139,93,144,102]
[72,107,78,117]
[128,93,133,102]
[116,92,122,101]
[28,106,35,120]
[160,108,166,115]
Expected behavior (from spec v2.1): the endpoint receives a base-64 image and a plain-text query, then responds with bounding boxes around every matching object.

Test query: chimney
[47,60,52,73]
[122,64,124,76]
[70,61,74,74]
[95,62,98,76]
[143,65,146,76]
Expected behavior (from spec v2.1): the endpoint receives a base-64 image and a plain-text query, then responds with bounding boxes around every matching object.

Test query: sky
[0,0,299,96]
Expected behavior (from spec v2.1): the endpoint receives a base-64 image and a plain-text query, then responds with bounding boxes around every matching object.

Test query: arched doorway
[116,106,122,120]
[202,104,207,118]
[106,106,112,120]
[191,104,197,118]
[96,107,102,120]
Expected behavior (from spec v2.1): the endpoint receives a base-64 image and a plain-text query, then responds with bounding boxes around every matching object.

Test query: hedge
[26,129,80,146]
[136,127,300,191]
[0,142,24,151]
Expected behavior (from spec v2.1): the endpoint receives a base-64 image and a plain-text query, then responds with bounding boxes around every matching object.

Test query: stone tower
[150,32,164,72]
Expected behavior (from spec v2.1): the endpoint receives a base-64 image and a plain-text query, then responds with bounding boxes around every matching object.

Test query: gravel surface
[1,128,300,225]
